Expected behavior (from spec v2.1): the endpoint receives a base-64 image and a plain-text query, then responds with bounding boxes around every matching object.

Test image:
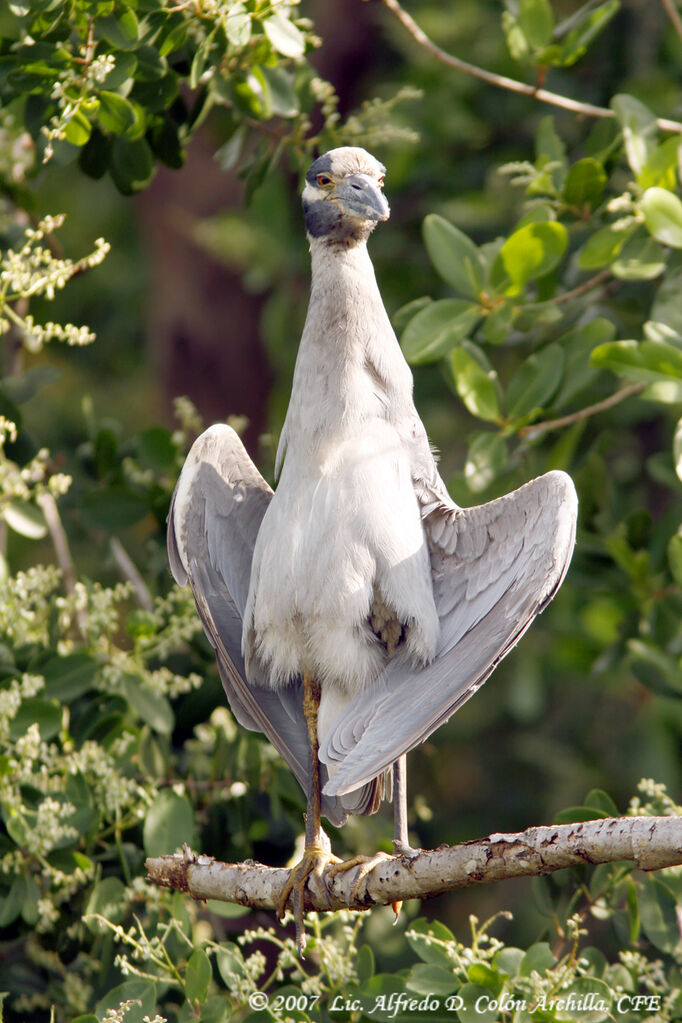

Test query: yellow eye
[317,174,333,187]
[378,176,385,188]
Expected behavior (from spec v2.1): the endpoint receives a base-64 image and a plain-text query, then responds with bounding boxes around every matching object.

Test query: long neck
[275,239,414,475]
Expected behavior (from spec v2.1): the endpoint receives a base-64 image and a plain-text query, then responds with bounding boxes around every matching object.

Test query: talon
[392,899,403,923]
[327,851,395,906]
[277,844,342,954]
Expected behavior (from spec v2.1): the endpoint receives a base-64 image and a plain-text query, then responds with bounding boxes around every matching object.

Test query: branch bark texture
[146,816,682,914]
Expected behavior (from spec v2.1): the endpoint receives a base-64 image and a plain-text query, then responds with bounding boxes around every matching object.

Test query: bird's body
[168,147,578,946]
[244,234,439,700]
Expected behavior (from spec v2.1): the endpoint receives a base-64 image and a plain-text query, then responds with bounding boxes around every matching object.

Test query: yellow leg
[277,671,341,953]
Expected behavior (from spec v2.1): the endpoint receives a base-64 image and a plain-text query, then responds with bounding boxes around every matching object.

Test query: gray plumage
[168,146,578,830]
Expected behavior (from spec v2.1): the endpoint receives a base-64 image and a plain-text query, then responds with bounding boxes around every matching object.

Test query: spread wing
[167,424,355,825]
[321,470,577,796]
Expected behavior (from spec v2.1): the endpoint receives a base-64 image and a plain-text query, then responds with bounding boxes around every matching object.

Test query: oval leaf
[143,789,194,857]
[591,339,682,382]
[450,342,501,422]
[493,221,568,294]
[401,299,481,364]
[423,214,484,298]
[641,187,682,248]
[464,433,507,492]
[507,343,565,418]
[3,499,47,539]
[263,14,305,58]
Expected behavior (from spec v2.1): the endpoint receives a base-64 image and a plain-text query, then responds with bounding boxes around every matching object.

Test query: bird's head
[302,147,389,247]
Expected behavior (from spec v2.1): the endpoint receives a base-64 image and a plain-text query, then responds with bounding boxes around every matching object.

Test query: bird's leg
[277,670,341,952]
[392,754,419,857]
[327,755,421,915]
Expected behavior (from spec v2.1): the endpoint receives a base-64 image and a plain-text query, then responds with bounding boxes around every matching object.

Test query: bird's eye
[317,174,333,187]
[378,176,385,189]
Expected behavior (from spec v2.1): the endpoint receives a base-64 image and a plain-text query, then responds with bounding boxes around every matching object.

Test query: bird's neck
[275,239,414,475]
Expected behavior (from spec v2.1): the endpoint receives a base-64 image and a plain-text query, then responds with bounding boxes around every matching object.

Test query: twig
[380,0,682,134]
[146,816,682,914]
[661,0,682,43]
[519,382,646,438]
[37,491,88,634]
[546,269,612,306]
[110,537,154,611]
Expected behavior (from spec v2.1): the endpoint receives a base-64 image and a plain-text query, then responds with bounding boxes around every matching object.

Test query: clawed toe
[327,851,396,906]
[278,845,342,954]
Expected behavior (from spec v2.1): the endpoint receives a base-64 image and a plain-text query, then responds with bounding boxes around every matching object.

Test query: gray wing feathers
[321,470,577,796]
[168,425,356,826]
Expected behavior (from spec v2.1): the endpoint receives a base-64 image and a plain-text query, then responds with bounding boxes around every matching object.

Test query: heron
[167,146,577,950]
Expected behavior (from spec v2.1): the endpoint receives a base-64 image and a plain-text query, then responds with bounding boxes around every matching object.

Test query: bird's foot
[277,843,342,954]
[327,850,396,908]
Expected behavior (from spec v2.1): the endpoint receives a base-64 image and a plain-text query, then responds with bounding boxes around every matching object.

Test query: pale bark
[146,815,682,914]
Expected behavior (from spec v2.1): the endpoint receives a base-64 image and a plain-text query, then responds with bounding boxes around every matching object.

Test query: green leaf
[185,947,211,1004]
[611,233,665,280]
[120,674,174,735]
[482,303,514,345]
[95,981,156,1023]
[641,186,682,248]
[494,947,524,978]
[143,789,194,856]
[577,225,632,270]
[555,0,619,66]
[652,268,682,338]
[0,876,26,927]
[554,318,615,408]
[464,432,507,492]
[63,108,92,147]
[519,0,554,50]
[563,157,607,208]
[667,531,682,587]
[3,499,47,539]
[507,344,564,418]
[110,136,155,195]
[43,653,98,701]
[97,91,139,135]
[555,977,612,1021]
[406,918,456,965]
[225,5,251,47]
[422,215,484,298]
[401,299,481,364]
[393,297,432,331]
[450,342,501,422]
[674,417,682,482]
[612,93,658,175]
[638,136,681,190]
[85,876,127,933]
[263,14,305,58]
[467,963,503,991]
[583,788,619,815]
[519,942,556,976]
[456,983,498,1023]
[356,943,375,984]
[97,10,138,49]
[554,805,612,824]
[137,426,177,470]
[590,339,682,382]
[1,366,60,404]
[261,66,298,118]
[9,698,61,741]
[638,876,680,953]
[406,962,458,996]
[492,221,568,294]
[80,487,150,531]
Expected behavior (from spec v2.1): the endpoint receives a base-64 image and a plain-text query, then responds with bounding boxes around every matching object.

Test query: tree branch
[380,0,682,134]
[146,816,682,914]
[519,382,646,439]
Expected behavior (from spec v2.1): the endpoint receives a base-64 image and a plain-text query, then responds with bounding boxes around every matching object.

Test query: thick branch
[146,816,682,914]
[380,0,682,134]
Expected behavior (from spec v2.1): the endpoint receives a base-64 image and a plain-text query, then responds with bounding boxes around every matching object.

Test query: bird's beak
[336,174,390,223]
